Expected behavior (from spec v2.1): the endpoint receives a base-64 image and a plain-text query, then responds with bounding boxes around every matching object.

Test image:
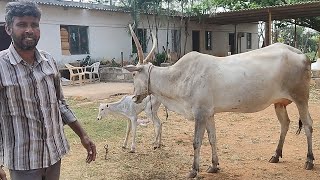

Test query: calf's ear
[123,65,143,72]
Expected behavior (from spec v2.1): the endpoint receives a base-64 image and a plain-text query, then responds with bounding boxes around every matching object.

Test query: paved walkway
[62,82,134,101]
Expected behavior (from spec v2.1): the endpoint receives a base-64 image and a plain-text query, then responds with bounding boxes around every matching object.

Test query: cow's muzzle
[132,94,147,103]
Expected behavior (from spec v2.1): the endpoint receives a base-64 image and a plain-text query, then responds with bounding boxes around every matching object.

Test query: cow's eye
[106,104,109,107]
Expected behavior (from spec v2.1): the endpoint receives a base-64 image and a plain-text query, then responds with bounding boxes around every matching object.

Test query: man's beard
[11,33,39,50]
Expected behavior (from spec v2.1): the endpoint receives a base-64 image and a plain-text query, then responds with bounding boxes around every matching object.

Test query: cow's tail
[296,119,303,135]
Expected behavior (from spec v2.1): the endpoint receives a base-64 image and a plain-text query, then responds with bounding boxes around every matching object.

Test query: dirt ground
[60,82,320,180]
[62,82,134,101]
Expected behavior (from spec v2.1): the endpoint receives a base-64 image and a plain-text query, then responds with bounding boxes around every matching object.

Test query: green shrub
[154,52,166,66]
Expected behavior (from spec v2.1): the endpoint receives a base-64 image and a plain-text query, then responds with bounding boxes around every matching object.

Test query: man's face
[5,16,40,50]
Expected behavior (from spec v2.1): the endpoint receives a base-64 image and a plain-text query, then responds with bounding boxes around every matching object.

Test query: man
[0,1,96,180]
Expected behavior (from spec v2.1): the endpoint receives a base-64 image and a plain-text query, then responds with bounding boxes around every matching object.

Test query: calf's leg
[122,118,131,149]
[129,117,138,153]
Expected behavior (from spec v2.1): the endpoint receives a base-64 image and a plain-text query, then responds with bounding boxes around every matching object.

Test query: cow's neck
[149,66,177,97]
[148,66,188,116]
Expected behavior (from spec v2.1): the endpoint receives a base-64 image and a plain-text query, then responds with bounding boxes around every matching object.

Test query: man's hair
[5,0,42,27]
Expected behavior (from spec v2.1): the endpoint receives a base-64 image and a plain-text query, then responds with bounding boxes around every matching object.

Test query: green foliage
[306,51,318,62]
[274,23,319,57]
[133,56,139,65]
[154,52,166,66]
[158,0,316,32]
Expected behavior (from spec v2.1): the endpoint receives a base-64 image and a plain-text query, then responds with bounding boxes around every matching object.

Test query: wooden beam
[318,36,320,59]
[234,24,238,53]
[268,10,272,45]
[294,20,297,48]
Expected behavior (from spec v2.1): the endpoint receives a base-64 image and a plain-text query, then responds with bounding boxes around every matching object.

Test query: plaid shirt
[0,44,77,170]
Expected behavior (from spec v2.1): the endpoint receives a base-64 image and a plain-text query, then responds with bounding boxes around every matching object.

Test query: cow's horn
[129,24,144,64]
[144,31,157,63]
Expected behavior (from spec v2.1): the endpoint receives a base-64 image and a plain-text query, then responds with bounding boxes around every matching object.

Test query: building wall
[0,1,259,67]
[0,1,5,19]
[187,23,259,56]
[38,5,135,67]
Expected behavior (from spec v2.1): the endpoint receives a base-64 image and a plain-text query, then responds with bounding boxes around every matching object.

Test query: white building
[0,0,259,67]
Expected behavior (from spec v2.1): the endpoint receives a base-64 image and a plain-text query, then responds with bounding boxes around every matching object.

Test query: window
[205,31,212,50]
[172,30,181,53]
[132,28,147,53]
[247,33,252,49]
[60,25,89,55]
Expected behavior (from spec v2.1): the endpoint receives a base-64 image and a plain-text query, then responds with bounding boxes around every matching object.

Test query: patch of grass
[65,98,127,142]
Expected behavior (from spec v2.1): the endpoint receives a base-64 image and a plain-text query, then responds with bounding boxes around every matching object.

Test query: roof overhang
[190,1,320,25]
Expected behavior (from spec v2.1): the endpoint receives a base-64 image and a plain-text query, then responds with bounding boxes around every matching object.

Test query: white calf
[97,95,162,152]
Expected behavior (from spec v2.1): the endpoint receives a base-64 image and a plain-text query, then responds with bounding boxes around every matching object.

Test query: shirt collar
[8,44,49,65]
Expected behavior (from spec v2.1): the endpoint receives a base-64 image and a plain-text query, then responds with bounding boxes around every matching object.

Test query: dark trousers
[9,160,61,180]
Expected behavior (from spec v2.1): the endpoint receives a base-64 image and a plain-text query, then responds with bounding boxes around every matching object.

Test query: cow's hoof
[269,156,279,163]
[305,161,314,170]
[129,149,136,153]
[206,166,220,173]
[186,170,197,178]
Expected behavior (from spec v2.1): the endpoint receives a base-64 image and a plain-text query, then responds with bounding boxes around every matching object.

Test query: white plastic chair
[65,63,86,85]
[84,62,100,83]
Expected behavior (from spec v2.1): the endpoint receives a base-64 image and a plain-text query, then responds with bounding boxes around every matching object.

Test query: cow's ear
[123,65,143,72]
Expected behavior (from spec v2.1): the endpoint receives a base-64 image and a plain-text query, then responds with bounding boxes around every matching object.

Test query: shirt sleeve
[49,54,78,125]
[56,80,78,125]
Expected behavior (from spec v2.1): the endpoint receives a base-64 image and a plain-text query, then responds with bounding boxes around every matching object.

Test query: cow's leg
[269,103,290,163]
[122,118,131,149]
[187,113,207,178]
[146,110,162,149]
[296,102,314,170]
[129,117,138,153]
[152,114,162,149]
[206,116,220,173]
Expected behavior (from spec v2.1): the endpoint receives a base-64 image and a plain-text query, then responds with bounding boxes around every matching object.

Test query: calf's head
[97,103,109,120]
[124,24,156,103]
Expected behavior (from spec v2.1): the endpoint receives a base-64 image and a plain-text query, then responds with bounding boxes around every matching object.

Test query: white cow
[124,24,314,178]
[97,95,162,152]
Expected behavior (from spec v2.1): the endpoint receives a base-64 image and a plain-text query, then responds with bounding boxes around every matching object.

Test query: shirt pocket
[0,82,33,117]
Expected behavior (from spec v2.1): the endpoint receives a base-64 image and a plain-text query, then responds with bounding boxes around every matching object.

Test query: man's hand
[0,166,7,180]
[81,136,97,163]
[68,121,97,163]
